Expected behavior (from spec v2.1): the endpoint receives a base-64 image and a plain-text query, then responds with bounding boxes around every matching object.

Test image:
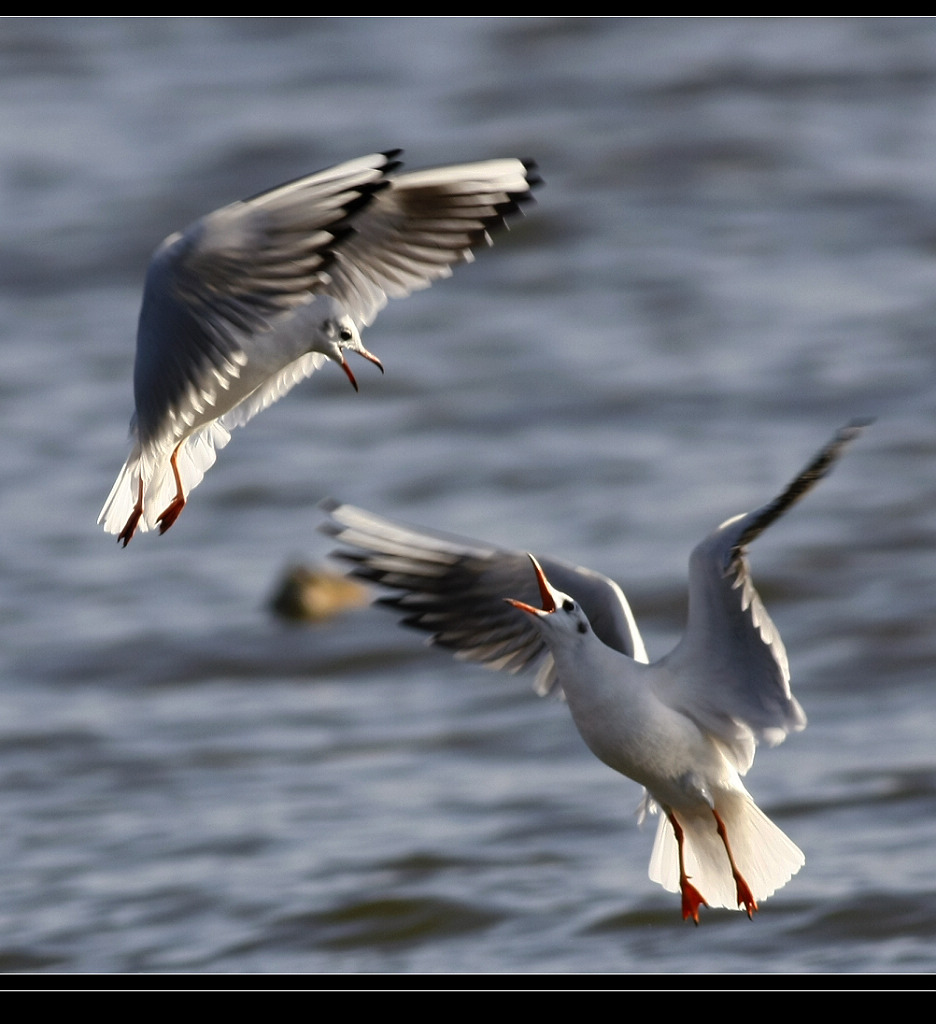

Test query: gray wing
[323,158,540,329]
[133,152,398,443]
[320,501,647,698]
[657,420,868,771]
[132,152,539,443]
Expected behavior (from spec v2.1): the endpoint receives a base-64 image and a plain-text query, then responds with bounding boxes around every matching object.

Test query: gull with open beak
[99,150,540,544]
[322,422,867,921]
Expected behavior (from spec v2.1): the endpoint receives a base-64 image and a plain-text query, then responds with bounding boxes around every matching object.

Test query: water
[1,16,935,975]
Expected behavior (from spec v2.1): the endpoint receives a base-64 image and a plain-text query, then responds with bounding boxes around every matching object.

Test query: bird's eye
[339,327,353,342]
[562,599,575,612]
[577,622,587,634]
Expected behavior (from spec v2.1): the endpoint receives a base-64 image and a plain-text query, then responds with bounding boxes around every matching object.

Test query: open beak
[340,347,385,392]
[505,554,557,616]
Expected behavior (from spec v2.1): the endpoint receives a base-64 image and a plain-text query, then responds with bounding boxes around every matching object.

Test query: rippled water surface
[2,17,935,976]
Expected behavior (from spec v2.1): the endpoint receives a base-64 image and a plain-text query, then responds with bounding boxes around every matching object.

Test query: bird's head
[321,313,384,392]
[506,555,592,639]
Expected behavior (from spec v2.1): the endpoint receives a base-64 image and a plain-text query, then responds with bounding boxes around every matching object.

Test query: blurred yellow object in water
[269,564,370,623]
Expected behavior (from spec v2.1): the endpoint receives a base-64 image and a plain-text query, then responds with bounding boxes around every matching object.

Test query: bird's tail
[98,454,136,535]
[647,787,804,911]
[97,420,232,535]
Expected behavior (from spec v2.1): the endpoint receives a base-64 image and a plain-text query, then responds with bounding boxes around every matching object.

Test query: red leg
[156,444,186,534]
[668,812,708,925]
[712,808,758,918]
[117,477,144,548]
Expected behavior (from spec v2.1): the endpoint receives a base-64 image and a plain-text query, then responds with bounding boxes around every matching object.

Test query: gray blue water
[1,16,935,975]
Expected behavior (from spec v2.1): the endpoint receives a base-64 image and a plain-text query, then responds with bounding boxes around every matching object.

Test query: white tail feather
[97,352,328,536]
[97,452,141,534]
[98,419,233,535]
[647,787,804,910]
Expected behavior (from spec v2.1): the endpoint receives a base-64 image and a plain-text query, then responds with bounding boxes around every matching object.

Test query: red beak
[340,358,359,392]
[505,555,556,615]
[341,348,385,392]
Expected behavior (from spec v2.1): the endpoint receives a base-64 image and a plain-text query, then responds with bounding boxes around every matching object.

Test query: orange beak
[340,348,385,392]
[505,555,556,615]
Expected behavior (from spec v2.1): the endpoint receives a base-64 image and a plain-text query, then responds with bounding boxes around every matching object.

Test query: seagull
[99,151,540,545]
[321,422,867,921]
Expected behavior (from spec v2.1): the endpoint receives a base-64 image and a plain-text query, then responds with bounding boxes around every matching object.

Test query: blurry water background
[1,16,935,976]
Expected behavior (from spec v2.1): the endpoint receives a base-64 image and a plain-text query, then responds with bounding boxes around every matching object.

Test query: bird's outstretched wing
[657,420,869,772]
[323,157,540,329]
[321,501,647,698]
[132,152,397,443]
[132,151,540,443]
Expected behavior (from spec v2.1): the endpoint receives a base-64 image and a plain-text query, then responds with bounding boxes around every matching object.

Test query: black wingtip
[731,418,871,555]
[381,148,405,175]
[810,417,873,480]
[521,159,544,191]
[839,416,875,437]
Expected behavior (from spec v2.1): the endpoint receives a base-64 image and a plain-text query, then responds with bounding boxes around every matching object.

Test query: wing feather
[320,501,646,698]
[657,420,869,771]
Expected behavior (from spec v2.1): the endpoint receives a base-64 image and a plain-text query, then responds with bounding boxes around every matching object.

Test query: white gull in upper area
[99,150,540,545]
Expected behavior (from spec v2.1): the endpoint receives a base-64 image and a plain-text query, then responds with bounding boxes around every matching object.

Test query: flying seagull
[321,421,867,921]
[99,150,539,545]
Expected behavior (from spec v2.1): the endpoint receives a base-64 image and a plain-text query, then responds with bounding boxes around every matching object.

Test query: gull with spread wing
[100,151,539,545]
[321,422,867,921]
